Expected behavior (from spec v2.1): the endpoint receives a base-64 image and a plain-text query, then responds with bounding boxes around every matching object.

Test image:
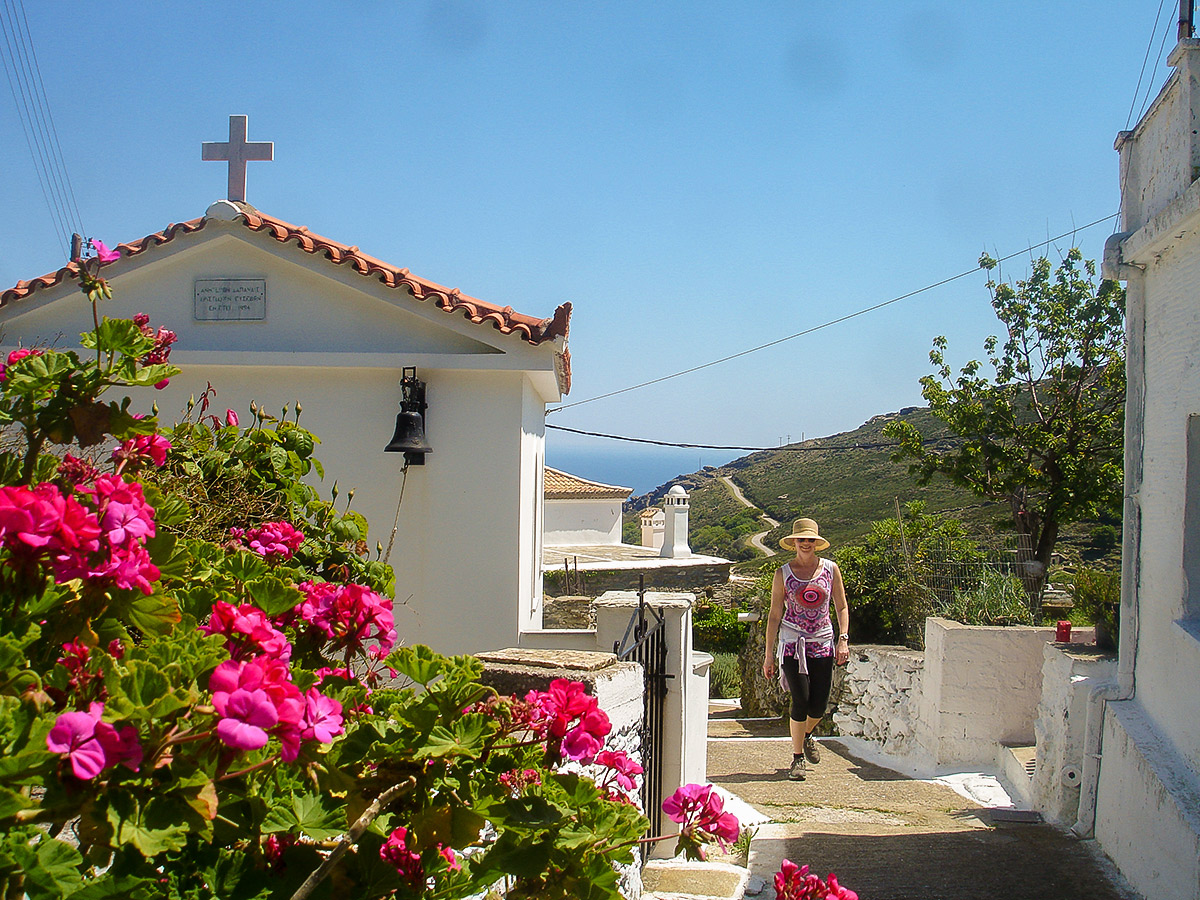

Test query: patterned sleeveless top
[779,558,835,659]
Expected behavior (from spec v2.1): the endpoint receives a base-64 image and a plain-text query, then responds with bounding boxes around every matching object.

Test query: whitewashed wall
[545,497,624,546]
[1100,38,1200,900]
[1032,643,1116,828]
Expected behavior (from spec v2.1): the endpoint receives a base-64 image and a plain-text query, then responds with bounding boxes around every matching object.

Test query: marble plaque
[194,278,266,321]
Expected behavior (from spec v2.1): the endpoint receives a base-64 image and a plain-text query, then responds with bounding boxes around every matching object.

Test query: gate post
[596,590,701,856]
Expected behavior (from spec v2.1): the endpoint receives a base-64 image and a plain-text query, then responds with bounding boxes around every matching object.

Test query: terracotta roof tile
[544,467,632,500]
[1,203,572,356]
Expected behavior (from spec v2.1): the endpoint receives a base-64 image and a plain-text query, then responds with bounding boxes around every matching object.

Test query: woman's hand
[762,656,775,680]
[835,636,849,666]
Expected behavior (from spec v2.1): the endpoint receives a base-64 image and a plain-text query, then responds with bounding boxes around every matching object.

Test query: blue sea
[545,445,741,497]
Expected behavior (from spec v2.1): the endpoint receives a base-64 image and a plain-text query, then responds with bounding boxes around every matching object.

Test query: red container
[1055,620,1072,642]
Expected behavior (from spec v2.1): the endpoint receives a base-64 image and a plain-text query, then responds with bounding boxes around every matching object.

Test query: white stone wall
[1100,39,1200,899]
[544,497,624,546]
[833,646,924,757]
[1031,643,1117,827]
[917,618,1057,768]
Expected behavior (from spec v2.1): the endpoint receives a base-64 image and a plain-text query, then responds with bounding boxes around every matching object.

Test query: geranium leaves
[263,793,345,841]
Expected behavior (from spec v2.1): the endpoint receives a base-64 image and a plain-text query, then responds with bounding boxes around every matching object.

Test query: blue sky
[0,1,1171,489]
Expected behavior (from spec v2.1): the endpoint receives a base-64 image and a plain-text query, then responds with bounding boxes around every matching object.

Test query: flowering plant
[774,859,858,900]
[661,783,741,860]
[0,271,653,899]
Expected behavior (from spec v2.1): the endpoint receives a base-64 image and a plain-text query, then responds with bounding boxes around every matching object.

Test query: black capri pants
[781,653,835,722]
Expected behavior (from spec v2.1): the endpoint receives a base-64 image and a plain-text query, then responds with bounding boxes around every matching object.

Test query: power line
[1126,0,1170,130]
[546,422,956,453]
[548,212,1119,415]
[0,0,84,253]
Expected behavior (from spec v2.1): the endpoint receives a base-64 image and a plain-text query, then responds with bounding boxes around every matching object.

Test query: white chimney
[660,485,691,559]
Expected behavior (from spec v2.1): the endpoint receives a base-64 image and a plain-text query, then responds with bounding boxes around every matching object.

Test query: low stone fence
[832,645,924,757]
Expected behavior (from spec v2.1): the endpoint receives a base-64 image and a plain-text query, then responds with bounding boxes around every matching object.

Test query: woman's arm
[762,568,785,679]
[830,561,850,665]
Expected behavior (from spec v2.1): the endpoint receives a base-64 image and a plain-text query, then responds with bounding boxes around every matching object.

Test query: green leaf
[501,795,564,828]
[17,838,83,900]
[0,785,32,819]
[244,575,303,616]
[262,793,345,841]
[385,645,449,686]
[114,593,181,635]
[415,715,491,760]
[105,793,193,858]
[477,831,553,880]
[223,550,269,583]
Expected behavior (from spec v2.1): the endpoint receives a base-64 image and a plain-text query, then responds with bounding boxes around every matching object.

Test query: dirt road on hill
[719,476,779,557]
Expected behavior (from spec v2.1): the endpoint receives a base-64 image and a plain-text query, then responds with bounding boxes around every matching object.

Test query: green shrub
[1070,567,1120,638]
[937,569,1035,626]
[693,602,749,653]
[709,652,742,699]
[835,502,984,646]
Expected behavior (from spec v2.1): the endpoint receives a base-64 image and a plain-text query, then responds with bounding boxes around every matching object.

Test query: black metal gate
[614,575,671,836]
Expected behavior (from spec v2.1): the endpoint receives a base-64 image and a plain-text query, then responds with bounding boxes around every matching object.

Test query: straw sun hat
[780,518,830,552]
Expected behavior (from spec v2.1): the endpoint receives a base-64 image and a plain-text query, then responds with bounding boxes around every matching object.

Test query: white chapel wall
[544,498,623,546]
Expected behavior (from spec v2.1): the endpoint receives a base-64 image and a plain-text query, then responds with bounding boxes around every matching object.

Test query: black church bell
[384,367,432,465]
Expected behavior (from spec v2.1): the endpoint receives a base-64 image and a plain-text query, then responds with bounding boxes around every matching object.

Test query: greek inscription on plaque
[194,278,266,321]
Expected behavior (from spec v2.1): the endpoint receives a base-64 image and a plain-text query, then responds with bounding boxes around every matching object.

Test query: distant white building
[640,507,665,549]
[543,468,631,546]
[1096,36,1200,900]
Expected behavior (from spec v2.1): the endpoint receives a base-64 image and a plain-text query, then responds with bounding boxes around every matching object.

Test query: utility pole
[1181,0,1195,40]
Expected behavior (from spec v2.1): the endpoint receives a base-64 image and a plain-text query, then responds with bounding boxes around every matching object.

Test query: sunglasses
[794,538,817,543]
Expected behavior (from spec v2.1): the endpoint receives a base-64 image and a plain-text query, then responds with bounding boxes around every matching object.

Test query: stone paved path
[706,711,1140,900]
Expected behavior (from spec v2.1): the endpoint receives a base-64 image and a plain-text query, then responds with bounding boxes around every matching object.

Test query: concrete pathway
[706,709,1139,900]
[719,476,779,557]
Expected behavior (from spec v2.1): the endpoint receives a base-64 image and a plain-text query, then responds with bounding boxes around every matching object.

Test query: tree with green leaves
[885,249,1125,595]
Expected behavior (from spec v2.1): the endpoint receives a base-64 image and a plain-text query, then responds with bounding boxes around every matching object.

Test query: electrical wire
[0,0,84,254]
[548,212,1118,415]
[1126,0,1170,130]
[1134,6,1176,126]
[546,423,956,453]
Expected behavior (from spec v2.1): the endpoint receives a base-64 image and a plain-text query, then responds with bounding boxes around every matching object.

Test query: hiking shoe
[787,755,806,781]
[804,734,821,765]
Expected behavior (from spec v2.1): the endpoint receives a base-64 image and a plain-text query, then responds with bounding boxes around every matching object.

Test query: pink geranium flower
[663,783,741,852]
[236,521,304,562]
[46,709,108,779]
[300,688,344,744]
[112,434,172,469]
[516,678,612,762]
[91,238,120,263]
[210,656,304,756]
[380,826,423,883]
[438,844,461,872]
[203,601,293,660]
[46,703,141,779]
[595,749,644,792]
[216,687,279,750]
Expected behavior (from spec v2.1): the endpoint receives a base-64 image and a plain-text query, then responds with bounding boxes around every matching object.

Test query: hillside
[626,406,1119,566]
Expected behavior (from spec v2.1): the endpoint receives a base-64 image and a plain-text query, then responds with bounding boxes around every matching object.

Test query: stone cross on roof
[202,115,273,204]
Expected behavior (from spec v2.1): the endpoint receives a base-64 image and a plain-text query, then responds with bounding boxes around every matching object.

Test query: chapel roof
[544,467,633,500]
[0,201,572,350]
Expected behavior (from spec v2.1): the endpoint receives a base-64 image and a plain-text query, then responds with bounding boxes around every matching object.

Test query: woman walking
[762,518,850,781]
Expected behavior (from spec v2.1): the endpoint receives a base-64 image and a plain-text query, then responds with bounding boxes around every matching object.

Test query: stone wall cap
[477,647,617,671]
[595,591,694,609]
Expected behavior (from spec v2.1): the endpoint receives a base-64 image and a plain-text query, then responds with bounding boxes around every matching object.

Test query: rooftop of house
[1,200,572,350]
[544,467,632,500]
